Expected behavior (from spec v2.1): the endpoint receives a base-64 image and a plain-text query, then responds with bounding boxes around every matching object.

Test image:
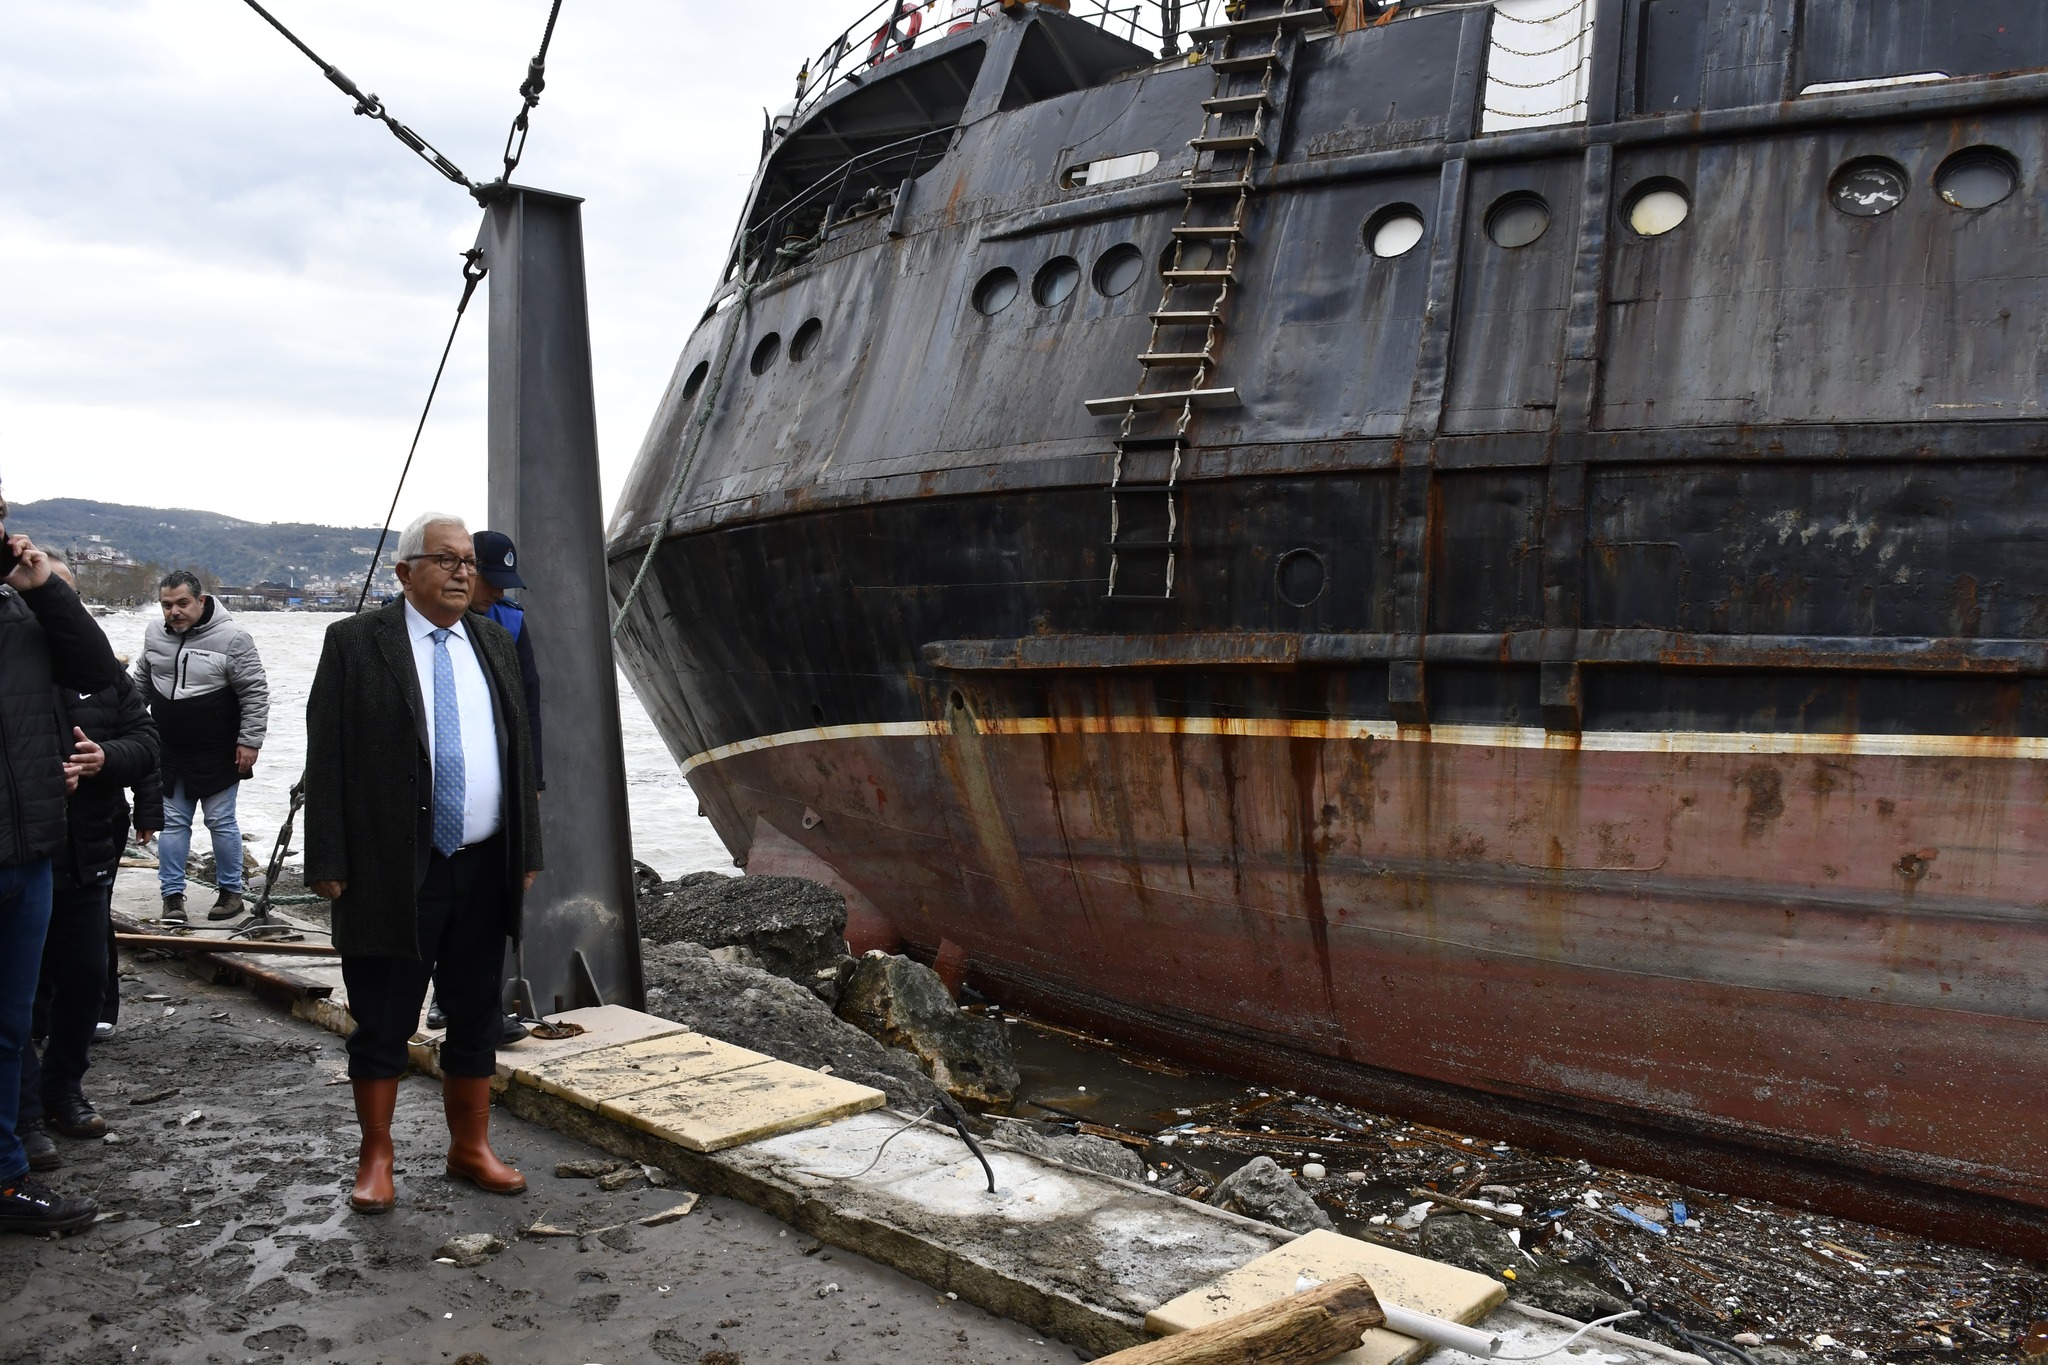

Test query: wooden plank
[1096,1274,1383,1364]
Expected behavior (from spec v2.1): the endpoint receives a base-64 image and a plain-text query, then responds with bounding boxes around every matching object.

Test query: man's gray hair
[396,512,468,563]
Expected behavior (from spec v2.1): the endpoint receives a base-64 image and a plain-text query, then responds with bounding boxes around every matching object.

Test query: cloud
[0,0,849,527]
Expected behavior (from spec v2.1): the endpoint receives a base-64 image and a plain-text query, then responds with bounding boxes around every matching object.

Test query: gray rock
[434,1233,505,1268]
[1204,1155,1334,1234]
[991,1119,1145,1182]
[639,940,940,1111]
[638,873,849,999]
[835,954,1019,1108]
[1418,1214,1630,1322]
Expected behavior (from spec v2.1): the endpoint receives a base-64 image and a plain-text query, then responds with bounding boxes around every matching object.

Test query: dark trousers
[341,838,508,1081]
[0,859,54,1184]
[20,883,112,1121]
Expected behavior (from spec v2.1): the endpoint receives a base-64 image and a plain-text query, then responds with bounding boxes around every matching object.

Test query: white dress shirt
[403,600,504,847]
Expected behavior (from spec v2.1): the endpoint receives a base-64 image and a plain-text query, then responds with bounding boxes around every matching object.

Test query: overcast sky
[1,0,858,531]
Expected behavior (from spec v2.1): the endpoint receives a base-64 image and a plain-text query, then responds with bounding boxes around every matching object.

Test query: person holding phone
[0,485,125,1236]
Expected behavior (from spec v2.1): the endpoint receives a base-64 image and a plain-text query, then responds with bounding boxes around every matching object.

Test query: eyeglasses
[405,553,479,575]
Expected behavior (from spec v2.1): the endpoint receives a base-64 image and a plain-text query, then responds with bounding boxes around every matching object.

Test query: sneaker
[501,1014,530,1046]
[207,889,245,921]
[425,1000,448,1031]
[93,1022,114,1040]
[20,1122,61,1173]
[0,1176,97,1235]
[45,1091,107,1140]
[161,893,186,925]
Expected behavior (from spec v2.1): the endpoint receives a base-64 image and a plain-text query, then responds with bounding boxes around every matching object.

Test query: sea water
[94,608,733,880]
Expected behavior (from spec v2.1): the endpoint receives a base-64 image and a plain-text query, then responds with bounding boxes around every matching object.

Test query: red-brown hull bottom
[702,717,2048,1258]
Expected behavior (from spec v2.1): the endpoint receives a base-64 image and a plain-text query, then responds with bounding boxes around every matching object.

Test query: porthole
[1094,244,1145,297]
[680,360,710,405]
[1034,256,1082,307]
[1829,157,1907,217]
[790,317,823,362]
[1365,204,1427,259]
[1624,180,1690,237]
[1486,193,1551,249]
[1275,549,1327,608]
[749,332,780,376]
[1162,239,1217,275]
[1936,146,2018,210]
[972,267,1019,315]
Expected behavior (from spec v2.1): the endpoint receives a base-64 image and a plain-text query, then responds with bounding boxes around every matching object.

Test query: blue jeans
[159,779,242,897]
[0,859,55,1184]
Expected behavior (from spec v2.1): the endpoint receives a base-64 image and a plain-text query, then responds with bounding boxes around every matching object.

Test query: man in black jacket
[18,556,162,1169]
[305,513,543,1214]
[0,490,124,1235]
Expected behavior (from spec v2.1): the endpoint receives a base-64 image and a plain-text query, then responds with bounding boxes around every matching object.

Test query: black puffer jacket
[0,578,124,868]
[52,673,161,891]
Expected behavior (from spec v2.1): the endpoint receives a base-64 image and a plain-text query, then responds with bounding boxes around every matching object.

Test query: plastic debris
[1612,1205,1670,1237]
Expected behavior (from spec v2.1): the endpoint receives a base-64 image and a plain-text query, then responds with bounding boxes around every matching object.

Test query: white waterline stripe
[680,717,2048,774]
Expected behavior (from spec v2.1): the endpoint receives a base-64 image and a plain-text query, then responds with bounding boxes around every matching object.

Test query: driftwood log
[115,933,339,957]
[1096,1273,1384,1365]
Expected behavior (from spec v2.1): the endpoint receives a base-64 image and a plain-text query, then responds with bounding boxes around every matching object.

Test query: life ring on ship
[868,3,924,65]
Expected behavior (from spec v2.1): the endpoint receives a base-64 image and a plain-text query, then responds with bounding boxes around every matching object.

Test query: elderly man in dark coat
[304,512,543,1215]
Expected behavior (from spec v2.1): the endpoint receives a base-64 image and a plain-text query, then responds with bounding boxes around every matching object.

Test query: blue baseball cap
[474,529,526,589]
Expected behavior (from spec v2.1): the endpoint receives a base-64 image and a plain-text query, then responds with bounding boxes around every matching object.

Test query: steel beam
[477,186,643,1014]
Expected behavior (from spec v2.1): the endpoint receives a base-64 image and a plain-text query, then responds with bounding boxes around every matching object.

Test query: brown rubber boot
[442,1075,525,1194]
[349,1078,400,1214]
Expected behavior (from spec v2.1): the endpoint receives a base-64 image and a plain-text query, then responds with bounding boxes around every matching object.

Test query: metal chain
[354,250,489,614]
[236,0,478,194]
[490,0,568,193]
[1487,26,1591,58]
[1491,0,1587,24]
[1483,53,1590,89]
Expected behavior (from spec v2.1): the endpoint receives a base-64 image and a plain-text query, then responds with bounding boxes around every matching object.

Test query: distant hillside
[8,498,394,594]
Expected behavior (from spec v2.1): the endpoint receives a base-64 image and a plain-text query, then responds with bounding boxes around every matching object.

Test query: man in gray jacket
[134,571,269,923]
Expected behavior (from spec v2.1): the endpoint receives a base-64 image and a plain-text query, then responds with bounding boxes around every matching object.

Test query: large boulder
[991,1119,1145,1182]
[835,954,1020,1109]
[639,872,851,1000]
[1205,1155,1335,1234]
[1418,1214,1631,1322]
[638,940,940,1112]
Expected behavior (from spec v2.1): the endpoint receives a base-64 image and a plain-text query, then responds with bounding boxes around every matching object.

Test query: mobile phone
[0,536,16,579]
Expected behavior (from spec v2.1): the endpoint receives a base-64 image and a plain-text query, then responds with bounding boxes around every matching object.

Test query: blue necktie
[430,627,465,857]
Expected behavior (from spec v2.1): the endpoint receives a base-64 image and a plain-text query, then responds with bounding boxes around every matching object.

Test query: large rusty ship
[608,0,2048,1254]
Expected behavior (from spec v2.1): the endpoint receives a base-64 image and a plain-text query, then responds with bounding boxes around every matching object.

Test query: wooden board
[598,1058,886,1153]
[518,1031,769,1111]
[1146,1230,1506,1365]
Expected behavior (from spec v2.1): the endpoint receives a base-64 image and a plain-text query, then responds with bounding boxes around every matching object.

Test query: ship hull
[677,712,2048,1248]
[606,1,2048,1256]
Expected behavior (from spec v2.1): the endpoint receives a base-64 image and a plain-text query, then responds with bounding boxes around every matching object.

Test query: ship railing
[738,126,960,281]
[789,1,1231,124]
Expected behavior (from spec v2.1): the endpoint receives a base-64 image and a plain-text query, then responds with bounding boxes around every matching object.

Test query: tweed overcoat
[303,600,544,959]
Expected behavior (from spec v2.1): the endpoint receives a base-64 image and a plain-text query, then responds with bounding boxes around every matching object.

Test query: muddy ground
[0,949,1076,1365]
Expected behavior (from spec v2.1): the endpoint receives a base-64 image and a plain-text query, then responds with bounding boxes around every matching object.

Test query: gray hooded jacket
[134,597,269,798]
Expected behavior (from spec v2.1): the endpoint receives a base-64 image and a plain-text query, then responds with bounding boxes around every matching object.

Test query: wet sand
[0,948,1075,1365]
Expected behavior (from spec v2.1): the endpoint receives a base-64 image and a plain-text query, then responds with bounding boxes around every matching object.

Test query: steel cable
[353,250,488,614]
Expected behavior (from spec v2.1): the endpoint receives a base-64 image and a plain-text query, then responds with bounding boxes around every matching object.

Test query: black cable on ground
[1632,1298,1762,1365]
[935,1093,997,1194]
[353,249,488,614]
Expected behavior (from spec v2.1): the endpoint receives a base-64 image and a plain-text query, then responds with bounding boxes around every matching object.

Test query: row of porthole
[972,243,1150,314]
[728,143,2027,381]
[679,316,825,402]
[1360,143,2021,259]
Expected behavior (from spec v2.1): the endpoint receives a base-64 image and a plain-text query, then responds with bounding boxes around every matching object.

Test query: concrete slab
[599,1057,886,1152]
[516,1029,760,1109]
[1147,1228,1508,1365]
